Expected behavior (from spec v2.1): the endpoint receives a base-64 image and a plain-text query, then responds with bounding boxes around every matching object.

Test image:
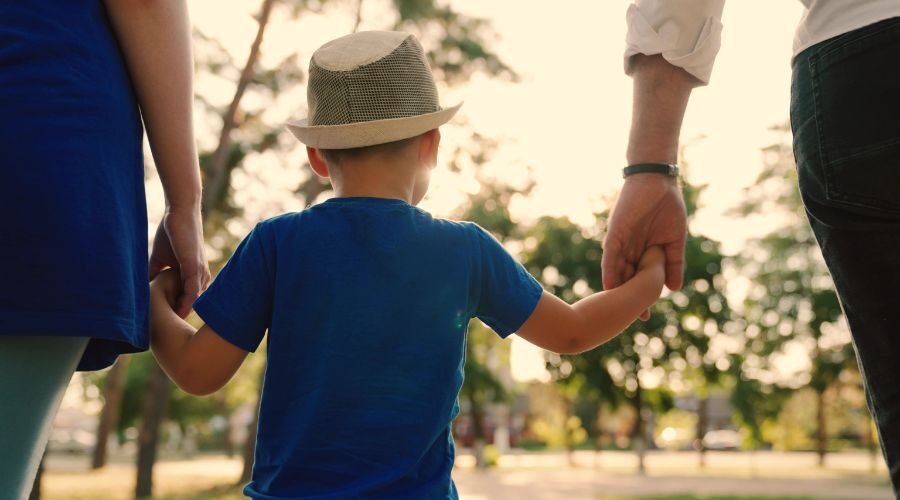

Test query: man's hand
[602,173,687,297]
[605,53,697,307]
[149,209,210,318]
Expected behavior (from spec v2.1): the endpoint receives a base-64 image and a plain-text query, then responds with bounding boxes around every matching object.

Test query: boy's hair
[319,135,420,167]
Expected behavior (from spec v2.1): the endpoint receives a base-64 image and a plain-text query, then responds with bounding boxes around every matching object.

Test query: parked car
[47,428,96,454]
[702,429,742,451]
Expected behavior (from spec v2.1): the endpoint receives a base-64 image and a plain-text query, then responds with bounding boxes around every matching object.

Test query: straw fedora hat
[287,31,462,150]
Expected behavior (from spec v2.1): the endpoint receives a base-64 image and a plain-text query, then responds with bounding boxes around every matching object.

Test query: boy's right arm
[516,246,665,354]
[150,270,250,396]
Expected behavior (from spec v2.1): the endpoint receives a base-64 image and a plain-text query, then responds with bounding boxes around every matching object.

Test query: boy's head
[287,31,461,203]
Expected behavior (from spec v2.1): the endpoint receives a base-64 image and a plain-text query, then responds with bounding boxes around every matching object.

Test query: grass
[606,497,813,500]
[158,485,246,500]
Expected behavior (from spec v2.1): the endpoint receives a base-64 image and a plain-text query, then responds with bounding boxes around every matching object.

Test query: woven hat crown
[307,31,441,127]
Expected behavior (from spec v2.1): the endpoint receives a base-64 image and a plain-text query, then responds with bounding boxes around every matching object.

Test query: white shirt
[625,0,900,84]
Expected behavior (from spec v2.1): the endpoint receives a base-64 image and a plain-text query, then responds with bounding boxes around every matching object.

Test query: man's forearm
[626,54,700,164]
[104,0,201,211]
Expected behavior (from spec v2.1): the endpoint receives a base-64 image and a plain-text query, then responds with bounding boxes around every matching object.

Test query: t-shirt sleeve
[471,224,543,338]
[193,223,275,352]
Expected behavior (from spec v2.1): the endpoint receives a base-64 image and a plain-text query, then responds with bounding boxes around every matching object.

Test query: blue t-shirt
[193,197,542,499]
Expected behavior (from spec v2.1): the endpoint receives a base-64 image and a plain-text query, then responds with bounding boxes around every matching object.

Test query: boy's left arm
[150,269,249,396]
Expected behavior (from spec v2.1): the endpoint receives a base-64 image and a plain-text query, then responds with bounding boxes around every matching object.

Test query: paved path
[455,469,892,499]
[453,450,893,499]
[42,451,893,499]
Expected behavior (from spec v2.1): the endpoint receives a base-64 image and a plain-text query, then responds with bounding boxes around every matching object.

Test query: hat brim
[286,102,462,149]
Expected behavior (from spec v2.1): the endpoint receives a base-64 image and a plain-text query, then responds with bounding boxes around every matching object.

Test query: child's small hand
[637,245,665,274]
[633,246,665,321]
[150,268,182,310]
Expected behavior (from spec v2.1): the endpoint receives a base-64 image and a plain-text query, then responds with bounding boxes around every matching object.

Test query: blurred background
[33,0,893,499]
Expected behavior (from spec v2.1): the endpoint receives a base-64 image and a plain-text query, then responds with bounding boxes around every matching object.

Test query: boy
[149,30,665,498]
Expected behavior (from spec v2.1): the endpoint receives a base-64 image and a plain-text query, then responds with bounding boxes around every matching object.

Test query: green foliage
[460,323,508,406]
[729,125,854,446]
[457,175,532,242]
[517,172,732,451]
[120,352,157,434]
[729,375,791,447]
[392,0,516,83]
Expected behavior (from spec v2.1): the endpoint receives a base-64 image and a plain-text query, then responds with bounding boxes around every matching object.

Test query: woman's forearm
[104,0,201,211]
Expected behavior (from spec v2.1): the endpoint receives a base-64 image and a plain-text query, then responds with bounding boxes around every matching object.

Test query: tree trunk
[215,393,234,457]
[351,0,364,32]
[867,417,878,473]
[238,399,260,484]
[815,387,826,468]
[92,356,130,469]
[28,450,46,500]
[633,381,646,475]
[696,396,708,468]
[201,0,276,219]
[469,395,486,469]
[593,405,602,469]
[565,398,577,468]
[135,0,275,494]
[135,362,171,499]
[240,367,266,484]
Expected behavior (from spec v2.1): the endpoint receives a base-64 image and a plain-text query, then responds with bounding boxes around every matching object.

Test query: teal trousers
[0,336,88,500]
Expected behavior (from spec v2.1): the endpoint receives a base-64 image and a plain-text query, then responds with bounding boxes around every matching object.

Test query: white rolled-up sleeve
[624,0,726,85]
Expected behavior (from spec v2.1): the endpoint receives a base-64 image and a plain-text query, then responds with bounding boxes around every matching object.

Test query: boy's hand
[150,268,182,310]
[632,245,665,320]
[638,245,665,274]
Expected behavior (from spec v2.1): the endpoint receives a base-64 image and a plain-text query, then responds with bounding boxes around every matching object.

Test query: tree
[521,214,619,463]
[454,176,531,467]
[91,356,131,469]
[135,359,171,498]
[730,125,853,465]
[459,322,509,468]
[529,169,732,474]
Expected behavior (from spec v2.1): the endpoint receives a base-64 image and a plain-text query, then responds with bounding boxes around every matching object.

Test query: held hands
[150,268,182,311]
[149,209,210,318]
[637,245,666,284]
[602,173,686,291]
[602,174,686,320]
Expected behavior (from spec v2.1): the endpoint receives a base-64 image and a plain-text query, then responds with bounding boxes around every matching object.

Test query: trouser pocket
[806,17,900,219]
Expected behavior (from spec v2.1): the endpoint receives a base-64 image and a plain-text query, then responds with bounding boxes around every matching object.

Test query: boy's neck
[334,183,413,203]
[330,158,422,204]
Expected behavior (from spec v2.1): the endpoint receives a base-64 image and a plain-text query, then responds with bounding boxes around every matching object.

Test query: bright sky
[179,0,807,384]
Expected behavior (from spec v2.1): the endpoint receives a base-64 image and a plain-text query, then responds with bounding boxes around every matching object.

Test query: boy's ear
[307,147,330,178]
[418,129,441,168]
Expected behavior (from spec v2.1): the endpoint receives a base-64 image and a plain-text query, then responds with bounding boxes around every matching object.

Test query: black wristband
[623,163,679,178]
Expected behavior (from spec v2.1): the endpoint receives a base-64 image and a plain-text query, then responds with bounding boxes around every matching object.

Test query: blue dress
[0,1,148,370]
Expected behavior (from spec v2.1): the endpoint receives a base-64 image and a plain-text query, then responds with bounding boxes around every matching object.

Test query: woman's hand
[104,0,208,316]
[149,209,210,318]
